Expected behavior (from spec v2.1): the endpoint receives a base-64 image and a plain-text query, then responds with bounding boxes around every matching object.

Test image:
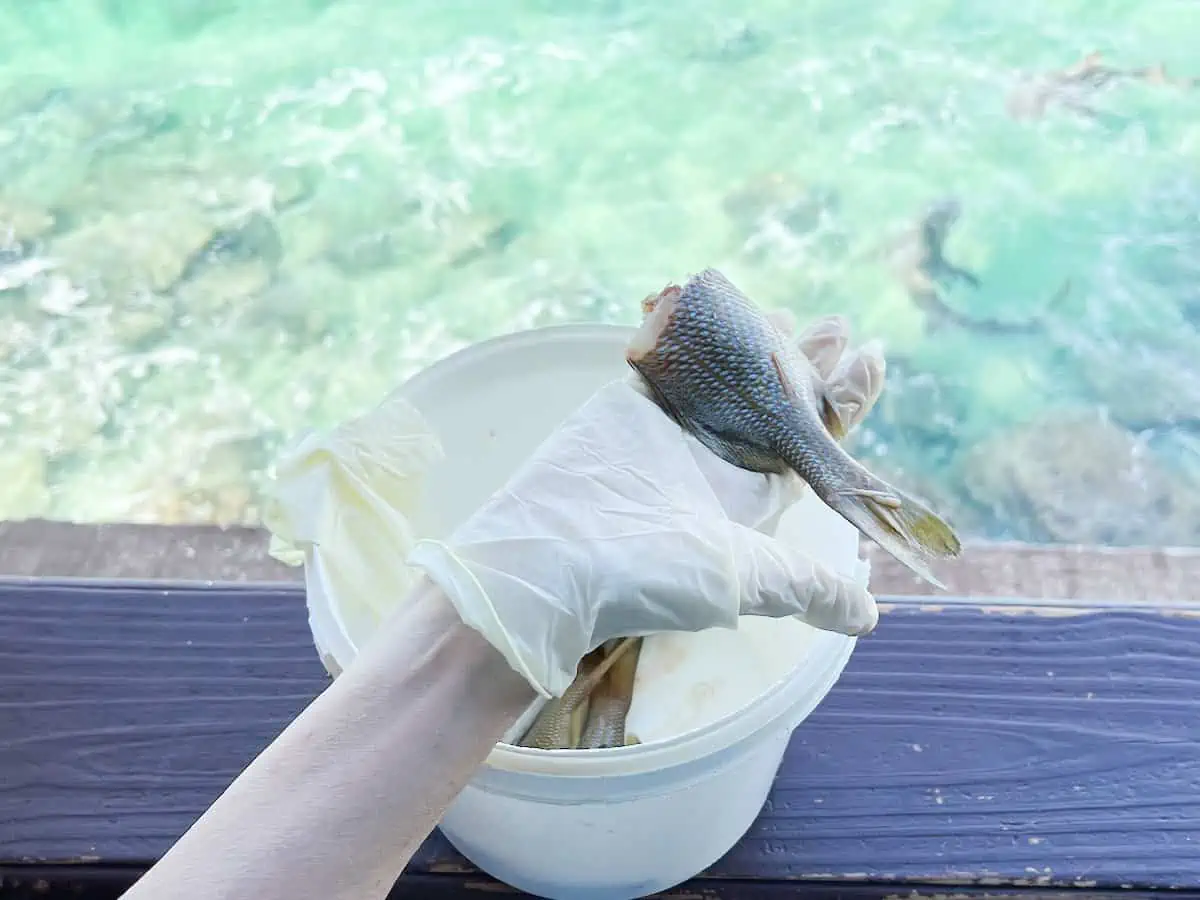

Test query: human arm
[121,578,534,900]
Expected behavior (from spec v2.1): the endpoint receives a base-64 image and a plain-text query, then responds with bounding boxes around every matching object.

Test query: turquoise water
[1,1,1199,546]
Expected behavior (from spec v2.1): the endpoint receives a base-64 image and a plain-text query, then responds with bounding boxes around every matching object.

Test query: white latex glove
[408,314,886,698]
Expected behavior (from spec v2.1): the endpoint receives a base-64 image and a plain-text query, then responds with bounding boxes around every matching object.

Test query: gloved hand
[408,313,887,698]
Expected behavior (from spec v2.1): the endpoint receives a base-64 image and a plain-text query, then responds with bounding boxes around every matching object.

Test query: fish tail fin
[826,475,962,589]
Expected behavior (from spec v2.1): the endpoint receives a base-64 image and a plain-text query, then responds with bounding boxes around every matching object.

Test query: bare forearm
[122,579,535,900]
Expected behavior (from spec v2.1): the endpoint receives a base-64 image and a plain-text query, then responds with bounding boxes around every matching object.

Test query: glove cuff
[407,539,555,699]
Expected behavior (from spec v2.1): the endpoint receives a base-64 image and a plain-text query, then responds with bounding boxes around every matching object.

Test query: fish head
[628,282,683,363]
[626,268,823,478]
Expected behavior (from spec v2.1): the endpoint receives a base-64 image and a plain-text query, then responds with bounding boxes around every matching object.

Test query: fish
[517,637,639,750]
[626,267,962,587]
[1053,52,1185,90]
[579,637,644,750]
[907,197,982,290]
[882,198,1071,337]
[1005,52,1190,123]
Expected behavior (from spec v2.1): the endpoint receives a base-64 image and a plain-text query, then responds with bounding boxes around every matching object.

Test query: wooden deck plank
[4,868,1199,900]
[3,519,1200,602]
[0,581,1198,896]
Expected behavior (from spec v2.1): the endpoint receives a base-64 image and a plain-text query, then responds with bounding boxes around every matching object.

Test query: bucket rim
[400,321,637,398]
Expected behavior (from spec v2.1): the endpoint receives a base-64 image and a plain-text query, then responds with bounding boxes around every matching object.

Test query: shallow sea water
[1,0,1199,545]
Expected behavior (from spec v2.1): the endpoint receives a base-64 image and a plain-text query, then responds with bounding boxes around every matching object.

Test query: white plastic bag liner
[261,390,444,676]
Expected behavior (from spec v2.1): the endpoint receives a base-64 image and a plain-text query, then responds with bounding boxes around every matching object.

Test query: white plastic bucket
[305,324,862,900]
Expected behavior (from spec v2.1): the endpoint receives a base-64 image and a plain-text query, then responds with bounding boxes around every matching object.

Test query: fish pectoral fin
[643,355,786,474]
[677,404,786,473]
[705,427,788,474]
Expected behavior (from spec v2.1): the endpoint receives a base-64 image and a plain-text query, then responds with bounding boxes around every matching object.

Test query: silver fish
[626,267,962,587]
[579,637,643,750]
[518,637,639,750]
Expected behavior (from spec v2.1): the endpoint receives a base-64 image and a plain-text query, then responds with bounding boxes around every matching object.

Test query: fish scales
[579,637,643,750]
[517,637,640,750]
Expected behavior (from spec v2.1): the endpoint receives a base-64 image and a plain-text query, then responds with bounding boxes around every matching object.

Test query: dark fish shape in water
[887,198,1071,337]
[626,268,962,588]
[1006,52,1191,123]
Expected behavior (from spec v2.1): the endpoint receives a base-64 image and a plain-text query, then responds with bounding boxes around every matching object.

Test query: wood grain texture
[5,519,1200,601]
[1,581,1198,896]
[6,867,1200,900]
